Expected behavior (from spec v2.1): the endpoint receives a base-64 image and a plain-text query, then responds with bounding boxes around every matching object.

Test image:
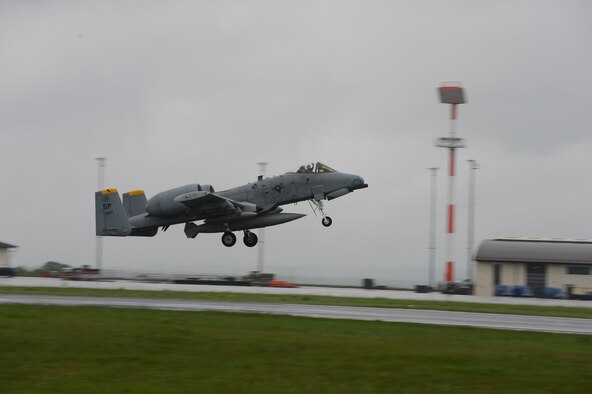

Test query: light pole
[467,159,479,281]
[256,162,268,274]
[95,157,106,274]
[428,167,439,288]
[435,82,467,284]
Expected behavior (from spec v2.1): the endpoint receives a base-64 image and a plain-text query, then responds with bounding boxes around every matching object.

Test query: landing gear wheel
[243,231,258,247]
[310,199,332,228]
[221,232,236,247]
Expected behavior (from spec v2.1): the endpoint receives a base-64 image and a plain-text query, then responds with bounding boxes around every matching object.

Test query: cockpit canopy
[294,162,337,174]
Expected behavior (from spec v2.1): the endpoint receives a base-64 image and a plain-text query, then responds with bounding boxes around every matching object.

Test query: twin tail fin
[95,188,132,236]
[123,190,148,217]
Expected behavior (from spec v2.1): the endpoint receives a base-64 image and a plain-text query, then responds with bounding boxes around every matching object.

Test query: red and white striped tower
[436,83,466,283]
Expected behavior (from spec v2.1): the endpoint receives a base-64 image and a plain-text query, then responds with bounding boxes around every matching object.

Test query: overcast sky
[1,1,591,286]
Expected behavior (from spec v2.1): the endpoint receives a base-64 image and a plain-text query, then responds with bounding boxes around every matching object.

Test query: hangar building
[474,237,592,298]
[0,242,17,268]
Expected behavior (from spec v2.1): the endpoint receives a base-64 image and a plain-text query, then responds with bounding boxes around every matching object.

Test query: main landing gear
[221,230,258,247]
[243,230,258,247]
[309,199,333,227]
[221,231,236,247]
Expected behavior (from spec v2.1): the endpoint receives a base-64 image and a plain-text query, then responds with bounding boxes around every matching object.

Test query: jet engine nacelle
[146,183,214,216]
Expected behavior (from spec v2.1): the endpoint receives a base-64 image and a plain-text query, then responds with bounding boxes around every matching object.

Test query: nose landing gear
[309,199,333,227]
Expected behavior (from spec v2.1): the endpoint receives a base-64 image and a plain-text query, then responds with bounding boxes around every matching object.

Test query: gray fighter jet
[95,162,367,247]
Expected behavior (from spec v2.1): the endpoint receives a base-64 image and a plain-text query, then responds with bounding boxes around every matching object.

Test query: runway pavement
[0,294,590,335]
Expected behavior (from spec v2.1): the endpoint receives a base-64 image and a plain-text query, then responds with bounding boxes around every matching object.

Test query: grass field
[1,285,591,319]
[0,304,590,394]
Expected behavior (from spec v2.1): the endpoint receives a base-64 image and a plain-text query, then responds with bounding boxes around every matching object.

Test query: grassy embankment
[0,285,591,318]
[0,304,591,394]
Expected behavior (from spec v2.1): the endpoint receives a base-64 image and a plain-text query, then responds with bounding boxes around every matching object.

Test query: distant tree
[13,266,33,276]
[40,261,71,272]
[11,262,72,277]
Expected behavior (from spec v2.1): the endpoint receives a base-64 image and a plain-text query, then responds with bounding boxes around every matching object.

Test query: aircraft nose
[351,175,368,190]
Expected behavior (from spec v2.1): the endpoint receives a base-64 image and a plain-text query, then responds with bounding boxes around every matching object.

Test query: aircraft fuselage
[129,171,366,230]
[95,162,367,247]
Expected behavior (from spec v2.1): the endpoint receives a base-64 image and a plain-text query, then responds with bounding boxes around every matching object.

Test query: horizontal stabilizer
[95,188,132,236]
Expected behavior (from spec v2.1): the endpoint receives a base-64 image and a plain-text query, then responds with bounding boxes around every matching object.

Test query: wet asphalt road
[0,294,590,335]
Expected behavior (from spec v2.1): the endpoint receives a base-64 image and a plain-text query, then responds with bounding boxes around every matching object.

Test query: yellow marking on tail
[101,188,118,194]
[128,190,145,196]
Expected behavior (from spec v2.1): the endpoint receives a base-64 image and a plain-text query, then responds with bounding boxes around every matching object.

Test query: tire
[221,232,237,247]
[322,217,333,227]
[243,232,258,247]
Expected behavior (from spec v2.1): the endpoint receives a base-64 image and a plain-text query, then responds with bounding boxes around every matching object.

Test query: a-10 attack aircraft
[95,162,367,247]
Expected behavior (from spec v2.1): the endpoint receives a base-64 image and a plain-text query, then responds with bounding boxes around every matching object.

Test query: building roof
[0,242,17,249]
[495,236,592,243]
[476,238,592,265]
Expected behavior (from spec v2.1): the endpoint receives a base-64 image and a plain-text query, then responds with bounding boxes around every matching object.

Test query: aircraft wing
[174,191,257,214]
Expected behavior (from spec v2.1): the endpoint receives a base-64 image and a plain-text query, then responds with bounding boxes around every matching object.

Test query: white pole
[95,157,106,274]
[428,167,439,288]
[467,160,478,281]
[256,162,268,274]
